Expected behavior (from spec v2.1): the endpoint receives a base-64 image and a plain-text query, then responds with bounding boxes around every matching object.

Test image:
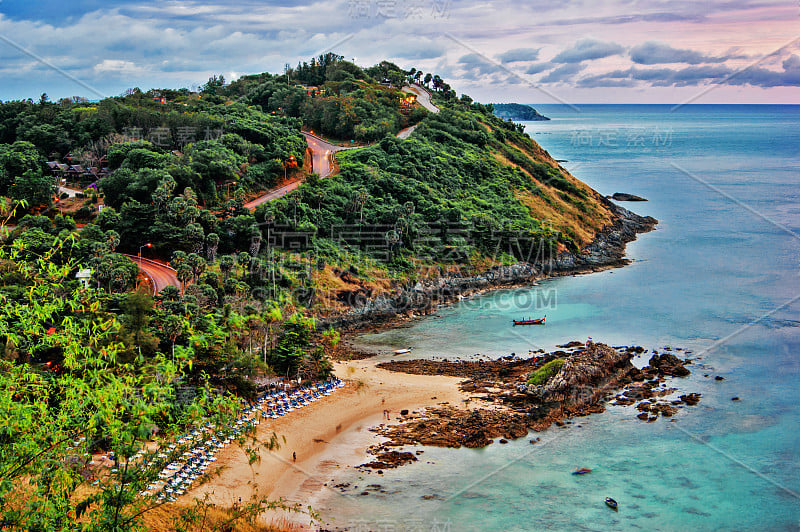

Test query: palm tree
[261,303,282,364]
[236,251,251,278]
[160,315,184,360]
[219,255,234,280]
[205,232,220,261]
[186,253,206,284]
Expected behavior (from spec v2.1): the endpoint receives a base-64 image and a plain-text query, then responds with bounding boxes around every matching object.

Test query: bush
[526,358,564,385]
[76,205,94,219]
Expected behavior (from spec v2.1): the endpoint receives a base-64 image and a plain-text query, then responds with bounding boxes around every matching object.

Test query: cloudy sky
[0,0,798,103]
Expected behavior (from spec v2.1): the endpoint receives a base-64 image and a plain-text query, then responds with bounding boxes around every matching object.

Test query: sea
[312,104,800,531]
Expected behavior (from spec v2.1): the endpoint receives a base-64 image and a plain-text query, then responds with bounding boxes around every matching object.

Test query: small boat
[605,497,618,511]
[572,467,592,475]
[393,348,411,355]
[513,315,545,326]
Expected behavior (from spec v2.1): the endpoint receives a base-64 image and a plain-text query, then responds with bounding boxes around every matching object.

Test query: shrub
[75,205,94,219]
[526,358,565,385]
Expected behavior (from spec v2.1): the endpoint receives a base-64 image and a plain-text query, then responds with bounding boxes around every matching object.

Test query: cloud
[457,53,505,76]
[93,59,146,76]
[724,54,800,87]
[525,62,552,75]
[538,63,584,83]
[575,56,800,88]
[630,41,730,65]
[551,39,624,63]
[496,47,540,63]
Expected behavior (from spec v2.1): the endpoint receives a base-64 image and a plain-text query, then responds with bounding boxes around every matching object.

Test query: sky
[0,0,798,104]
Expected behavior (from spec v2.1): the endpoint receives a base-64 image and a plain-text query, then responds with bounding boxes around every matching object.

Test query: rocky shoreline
[363,342,700,457]
[320,204,657,332]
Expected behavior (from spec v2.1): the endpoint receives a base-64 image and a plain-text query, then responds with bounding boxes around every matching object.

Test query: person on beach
[292,451,296,462]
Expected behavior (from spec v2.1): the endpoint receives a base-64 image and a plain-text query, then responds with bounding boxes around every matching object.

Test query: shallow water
[316,105,800,531]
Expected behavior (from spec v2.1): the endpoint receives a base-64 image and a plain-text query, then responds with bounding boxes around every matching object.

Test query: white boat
[393,348,412,355]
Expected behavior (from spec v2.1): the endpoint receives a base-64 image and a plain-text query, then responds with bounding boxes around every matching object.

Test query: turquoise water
[316,105,800,531]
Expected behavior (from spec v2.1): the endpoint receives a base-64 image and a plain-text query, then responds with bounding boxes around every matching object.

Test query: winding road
[121,254,179,294]
[244,84,439,210]
[402,83,439,114]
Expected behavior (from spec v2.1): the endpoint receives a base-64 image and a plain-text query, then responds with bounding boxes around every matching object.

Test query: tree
[159,314,185,359]
[205,232,220,261]
[201,74,226,96]
[386,70,406,88]
[0,234,257,529]
[170,250,192,293]
[9,170,55,208]
[423,73,432,87]
[300,346,333,380]
[0,141,43,193]
[270,313,315,378]
[218,254,235,280]
[119,290,159,356]
[186,252,206,284]
[234,251,251,280]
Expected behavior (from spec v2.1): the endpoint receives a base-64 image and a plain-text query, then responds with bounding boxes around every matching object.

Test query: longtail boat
[512,315,545,326]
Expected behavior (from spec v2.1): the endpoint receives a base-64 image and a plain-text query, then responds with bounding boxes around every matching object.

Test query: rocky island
[491,102,551,121]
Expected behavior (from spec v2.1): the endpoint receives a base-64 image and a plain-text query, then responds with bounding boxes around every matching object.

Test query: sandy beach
[185,356,470,528]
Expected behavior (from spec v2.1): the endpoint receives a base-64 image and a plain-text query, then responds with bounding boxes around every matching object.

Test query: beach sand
[185,357,469,529]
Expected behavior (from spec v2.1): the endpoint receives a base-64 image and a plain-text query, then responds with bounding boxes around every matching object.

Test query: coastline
[182,203,657,528]
[319,202,657,333]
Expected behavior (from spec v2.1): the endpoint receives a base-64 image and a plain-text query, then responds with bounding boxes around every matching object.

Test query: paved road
[396,124,418,139]
[244,90,438,209]
[244,179,304,210]
[402,83,439,114]
[121,254,179,294]
[301,132,364,178]
[245,133,361,210]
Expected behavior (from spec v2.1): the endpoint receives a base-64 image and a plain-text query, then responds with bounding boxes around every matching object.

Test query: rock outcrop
[371,343,698,454]
[521,342,634,420]
[610,192,648,202]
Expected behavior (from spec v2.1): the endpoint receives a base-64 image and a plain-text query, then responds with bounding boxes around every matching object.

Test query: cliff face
[551,203,657,271]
